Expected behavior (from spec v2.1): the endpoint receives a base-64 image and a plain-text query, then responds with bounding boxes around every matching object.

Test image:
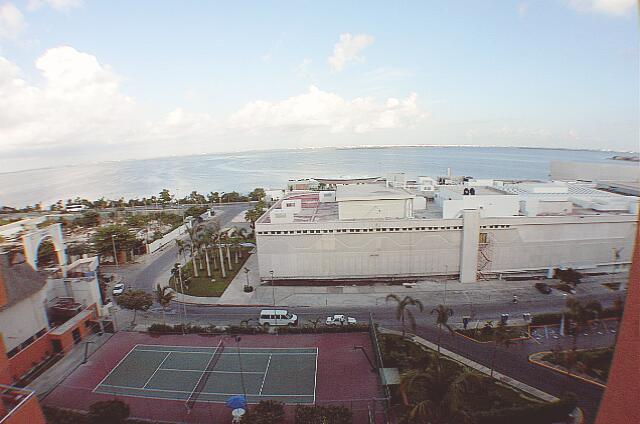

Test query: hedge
[473,395,577,424]
[531,307,622,326]
[147,323,370,335]
[295,405,352,424]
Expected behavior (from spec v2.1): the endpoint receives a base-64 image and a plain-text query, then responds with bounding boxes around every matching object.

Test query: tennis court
[93,342,318,406]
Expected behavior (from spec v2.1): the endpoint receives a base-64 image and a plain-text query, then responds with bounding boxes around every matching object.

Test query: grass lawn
[542,347,613,382]
[170,248,252,297]
[378,334,546,421]
[455,324,530,342]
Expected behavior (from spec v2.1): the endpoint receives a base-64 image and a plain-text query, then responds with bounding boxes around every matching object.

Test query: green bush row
[472,395,577,424]
[147,323,370,335]
[294,404,353,424]
[531,306,622,326]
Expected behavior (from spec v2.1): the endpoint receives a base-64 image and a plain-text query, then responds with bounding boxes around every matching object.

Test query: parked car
[534,282,552,294]
[112,283,125,296]
[259,309,298,327]
[325,314,357,326]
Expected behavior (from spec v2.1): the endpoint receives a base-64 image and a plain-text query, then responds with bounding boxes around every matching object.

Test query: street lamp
[269,270,275,306]
[174,263,188,333]
[111,234,119,267]
[243,267,250,290]
[235,336,247,401]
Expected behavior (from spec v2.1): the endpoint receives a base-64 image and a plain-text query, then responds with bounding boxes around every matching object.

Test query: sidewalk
[379,327,558,402]
[30,332,113,399]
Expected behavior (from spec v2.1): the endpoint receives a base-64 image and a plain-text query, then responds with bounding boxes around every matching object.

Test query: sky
[0,0,637,172]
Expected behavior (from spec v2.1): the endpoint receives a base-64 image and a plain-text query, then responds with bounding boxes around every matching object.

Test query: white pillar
[460,209,480,283]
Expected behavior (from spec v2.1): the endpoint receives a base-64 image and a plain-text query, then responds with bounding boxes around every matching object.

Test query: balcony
[0,384,40,423]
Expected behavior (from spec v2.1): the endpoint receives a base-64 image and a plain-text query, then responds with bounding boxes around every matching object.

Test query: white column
[459,209,480,283]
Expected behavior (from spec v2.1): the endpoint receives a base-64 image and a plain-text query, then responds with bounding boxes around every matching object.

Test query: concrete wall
[439,195,520,219]
[256,214,636,281]
[338,198,410,220]
[0,290,49,352]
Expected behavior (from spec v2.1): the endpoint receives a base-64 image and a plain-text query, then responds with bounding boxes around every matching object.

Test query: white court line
[313,347,318,404]
[142,352,172,389]
[135,344,317,352]
[97,383,315,397]
[159,368,264,375]
[259,354,272,395]
[92,344,142,393]
[135,348,316,355]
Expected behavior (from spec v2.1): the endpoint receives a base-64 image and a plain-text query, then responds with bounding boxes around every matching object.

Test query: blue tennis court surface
[93,344,318,405]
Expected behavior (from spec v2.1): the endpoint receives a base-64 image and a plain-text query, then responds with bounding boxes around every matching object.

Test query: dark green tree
[386,294,424,337]
[91,225,138,260]
[88,400,130,424]
[116,289,153,325]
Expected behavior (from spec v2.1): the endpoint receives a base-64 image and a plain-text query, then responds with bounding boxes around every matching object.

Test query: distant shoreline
[1,144,637,176]
[609,155,640,162]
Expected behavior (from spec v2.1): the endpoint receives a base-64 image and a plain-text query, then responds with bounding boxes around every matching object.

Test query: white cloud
[518,2,530,16]
[0,46,138,157]
[566,0,635,16]
[0,2,25,40]
[27,0,83,11]
[328,33,374,72]
[229,85,425,133]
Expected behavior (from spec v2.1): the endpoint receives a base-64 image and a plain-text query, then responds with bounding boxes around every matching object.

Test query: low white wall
[148,222,190,253]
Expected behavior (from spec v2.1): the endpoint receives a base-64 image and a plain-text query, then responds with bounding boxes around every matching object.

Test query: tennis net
[185,339,225,411]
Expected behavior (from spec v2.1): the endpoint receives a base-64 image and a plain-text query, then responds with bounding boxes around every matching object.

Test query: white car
[326,314,357,326]
[112,283,125,296]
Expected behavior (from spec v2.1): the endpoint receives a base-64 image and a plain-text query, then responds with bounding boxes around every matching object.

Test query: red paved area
[43,331,383,423]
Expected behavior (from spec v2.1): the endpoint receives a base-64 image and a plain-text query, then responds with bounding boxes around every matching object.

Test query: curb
[454,328,531,344]
[379,327,559,402]
[528,352,607,389]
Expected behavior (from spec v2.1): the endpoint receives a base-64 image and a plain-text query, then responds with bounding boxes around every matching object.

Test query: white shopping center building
[255,172,638,284]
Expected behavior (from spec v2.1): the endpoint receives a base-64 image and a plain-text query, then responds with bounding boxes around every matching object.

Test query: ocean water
[0,146,632,207]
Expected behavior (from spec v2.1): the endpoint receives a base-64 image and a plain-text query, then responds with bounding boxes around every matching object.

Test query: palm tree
[155,284,175,325]
[233,226,248,262]
[399,366,481,424]
[197,228,213,277]
[224,231,233,270]
[185,225,202,277]
[306,317,323,332]
[430,304,454,364]
[490,322,512,378]
[566,298,602,350]
[386,294,424,337]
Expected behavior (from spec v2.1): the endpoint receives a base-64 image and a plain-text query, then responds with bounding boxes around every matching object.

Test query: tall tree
[155,284,175,325]
[566,298,602,350]
[386,294,424,337]
[431,304,454,364]
[489,322,512,378]
[116,290,153,325]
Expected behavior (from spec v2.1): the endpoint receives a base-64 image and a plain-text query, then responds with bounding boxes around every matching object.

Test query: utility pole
[82,340,95,364]
[269,270,275,306]
[176,263,188,334]
[244,267,250,290]
[235,336,247,401]
[111,234,119,267]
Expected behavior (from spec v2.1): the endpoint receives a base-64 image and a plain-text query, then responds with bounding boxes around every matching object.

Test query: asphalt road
[106,202,623,423]
[126,291,621,424]
[113,202,250,292]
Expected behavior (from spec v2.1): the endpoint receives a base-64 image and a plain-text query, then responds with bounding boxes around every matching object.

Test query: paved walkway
[30,332,113,399]
[380,327,558,402]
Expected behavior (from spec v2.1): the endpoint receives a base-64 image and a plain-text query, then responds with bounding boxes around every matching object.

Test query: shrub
[295,405,352,424]
[278,323,369,334]
[473,394,577,424]
[43,406,87,424]
[241,400,285,424]
[88,400,130,424]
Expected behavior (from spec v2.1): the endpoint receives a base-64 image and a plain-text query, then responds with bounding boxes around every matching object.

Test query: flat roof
[442,186,513,196]
[335,184,414,202]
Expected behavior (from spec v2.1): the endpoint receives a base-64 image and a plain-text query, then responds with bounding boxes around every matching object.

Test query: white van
[258,309,298,327]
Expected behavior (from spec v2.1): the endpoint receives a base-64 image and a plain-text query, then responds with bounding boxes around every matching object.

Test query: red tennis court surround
[43,331,384,423]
